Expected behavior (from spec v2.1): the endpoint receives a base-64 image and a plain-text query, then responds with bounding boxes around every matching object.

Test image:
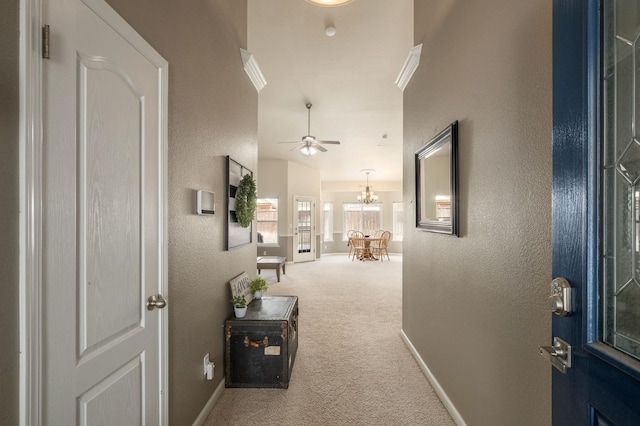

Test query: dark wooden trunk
[225,296,298,388]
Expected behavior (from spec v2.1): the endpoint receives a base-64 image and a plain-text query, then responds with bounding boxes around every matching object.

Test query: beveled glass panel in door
[602,0,640,360]
[297,199,312,253]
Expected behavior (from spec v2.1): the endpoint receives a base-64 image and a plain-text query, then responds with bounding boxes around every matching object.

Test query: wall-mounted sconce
[196,190,215,215]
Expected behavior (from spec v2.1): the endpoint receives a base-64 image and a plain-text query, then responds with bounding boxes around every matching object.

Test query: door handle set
[540,337,572,373]
[147,294,168,311]
[539,277,573,373]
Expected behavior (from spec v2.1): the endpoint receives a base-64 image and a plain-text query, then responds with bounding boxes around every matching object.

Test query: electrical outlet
[203,353,209,375]
[263,250,267,255]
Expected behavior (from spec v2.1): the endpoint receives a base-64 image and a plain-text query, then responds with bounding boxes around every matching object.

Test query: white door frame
[18,0,169,423]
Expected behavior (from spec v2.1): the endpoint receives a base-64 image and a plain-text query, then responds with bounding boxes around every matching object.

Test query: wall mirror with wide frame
[415,121,458,235]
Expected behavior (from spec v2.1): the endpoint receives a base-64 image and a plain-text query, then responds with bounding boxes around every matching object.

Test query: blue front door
[552,0,640,423]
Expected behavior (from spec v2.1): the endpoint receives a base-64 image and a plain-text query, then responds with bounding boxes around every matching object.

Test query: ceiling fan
[279,103,340,155]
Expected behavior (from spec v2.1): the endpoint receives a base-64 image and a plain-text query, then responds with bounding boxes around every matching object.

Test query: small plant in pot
[231,295,247,318]
[249,276,268,300]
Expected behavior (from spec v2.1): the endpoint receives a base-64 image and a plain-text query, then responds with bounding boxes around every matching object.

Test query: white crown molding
[395,44,423,91]
[240,49,267,93]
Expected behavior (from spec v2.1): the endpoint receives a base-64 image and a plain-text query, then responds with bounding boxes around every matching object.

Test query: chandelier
[357,170,378,204]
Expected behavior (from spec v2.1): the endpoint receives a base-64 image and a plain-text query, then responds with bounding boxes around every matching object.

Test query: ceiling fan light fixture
[306,0,354,7]
[301,145,318,156]
[278,102,340,154]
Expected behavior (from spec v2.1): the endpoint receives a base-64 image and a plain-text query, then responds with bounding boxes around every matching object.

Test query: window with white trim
[256,198,278,245]
[324,202,334,241]
[393,202,404,241]
[343,203,382,238]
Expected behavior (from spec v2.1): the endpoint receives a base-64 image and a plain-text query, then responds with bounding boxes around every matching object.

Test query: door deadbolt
[549,277,573,316]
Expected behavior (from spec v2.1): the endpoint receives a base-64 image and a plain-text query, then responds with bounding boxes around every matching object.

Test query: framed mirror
[415,121,458,235]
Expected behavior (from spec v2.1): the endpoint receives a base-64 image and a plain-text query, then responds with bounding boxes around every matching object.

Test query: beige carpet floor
[204,254,455,426]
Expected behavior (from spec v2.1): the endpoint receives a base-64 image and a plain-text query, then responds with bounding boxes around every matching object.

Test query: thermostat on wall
[196,190,215,215]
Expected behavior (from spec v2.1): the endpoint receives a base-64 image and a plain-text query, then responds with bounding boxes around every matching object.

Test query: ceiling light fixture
[306,0,354,7]
[357,170,379,204]
[301,144,318,156]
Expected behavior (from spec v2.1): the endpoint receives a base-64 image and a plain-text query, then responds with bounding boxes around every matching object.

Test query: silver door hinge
[42,25,50,59]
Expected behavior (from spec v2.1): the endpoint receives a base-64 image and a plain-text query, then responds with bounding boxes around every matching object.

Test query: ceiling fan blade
[315,144,328,152]
[278,141,303,144]
[289,144,304,152]
[316,140,341,145]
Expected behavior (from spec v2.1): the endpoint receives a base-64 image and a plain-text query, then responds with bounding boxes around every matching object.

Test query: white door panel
[78,357,143,425]
[43,0,167,423]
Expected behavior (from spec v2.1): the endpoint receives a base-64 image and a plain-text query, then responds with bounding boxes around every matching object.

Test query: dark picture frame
[415,121,459,235]
[226,156,253,249]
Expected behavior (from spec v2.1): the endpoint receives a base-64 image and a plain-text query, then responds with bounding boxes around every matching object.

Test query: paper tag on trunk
[265,346,281,356]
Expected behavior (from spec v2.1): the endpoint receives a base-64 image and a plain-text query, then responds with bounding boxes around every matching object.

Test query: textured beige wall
[257,159,289,258]
[1,0,19,423]
[403,1,552,424]
[103,0,255,423]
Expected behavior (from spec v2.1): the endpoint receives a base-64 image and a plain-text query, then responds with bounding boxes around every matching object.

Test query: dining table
[356,236,382,261]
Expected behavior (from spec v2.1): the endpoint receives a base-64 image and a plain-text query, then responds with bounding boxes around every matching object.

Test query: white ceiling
[247,0,413,185]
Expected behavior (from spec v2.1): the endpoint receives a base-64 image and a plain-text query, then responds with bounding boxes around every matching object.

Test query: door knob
[147,294,167,311]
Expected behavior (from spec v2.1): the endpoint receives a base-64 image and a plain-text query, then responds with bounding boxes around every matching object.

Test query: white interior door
[42,0,168,423]
[293,196,315,262]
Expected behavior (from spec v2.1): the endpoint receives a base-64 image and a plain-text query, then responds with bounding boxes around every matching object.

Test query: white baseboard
[400,330,466,426]
[192,379,225,426]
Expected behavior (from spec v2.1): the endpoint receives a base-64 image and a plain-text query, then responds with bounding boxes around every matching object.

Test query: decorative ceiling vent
[395,44,423,91]
[240,49,267,93]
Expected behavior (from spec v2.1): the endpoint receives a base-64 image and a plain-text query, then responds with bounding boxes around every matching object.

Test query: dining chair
[369,230,382,252]
[347,230,359,258]
[350,236,367,261]
[349,231,366,260]
[371,231,391,261]
[347,230,354,257]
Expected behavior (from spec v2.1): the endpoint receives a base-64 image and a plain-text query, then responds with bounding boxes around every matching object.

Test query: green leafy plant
[235,174,257,228]
[230,295,246,308]
[249,276,268,294]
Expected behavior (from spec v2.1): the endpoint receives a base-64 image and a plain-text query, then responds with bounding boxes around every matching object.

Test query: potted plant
[249,276,268,300]
[231,295,247,318]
